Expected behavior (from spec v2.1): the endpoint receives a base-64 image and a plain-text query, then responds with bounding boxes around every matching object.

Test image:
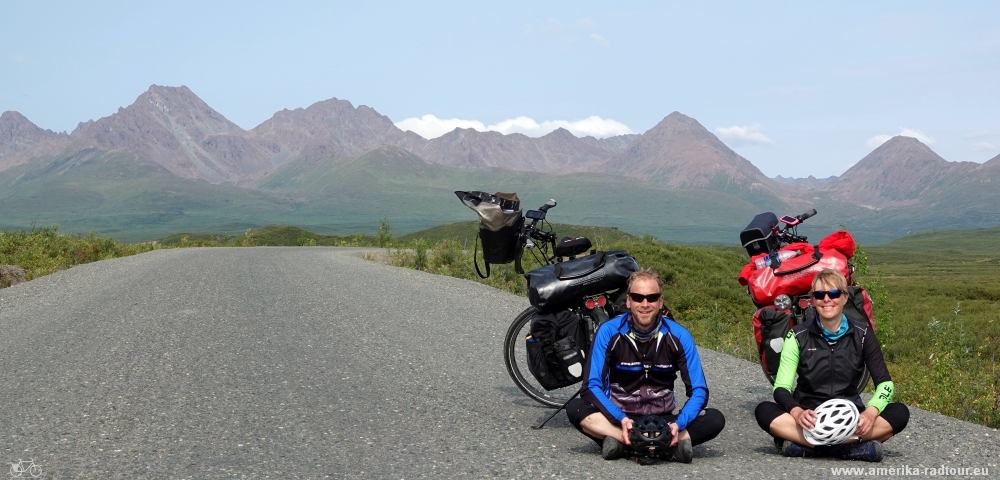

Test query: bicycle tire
[503,306,582,408]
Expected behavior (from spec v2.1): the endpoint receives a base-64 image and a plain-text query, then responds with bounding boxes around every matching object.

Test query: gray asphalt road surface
[0,248,996,478]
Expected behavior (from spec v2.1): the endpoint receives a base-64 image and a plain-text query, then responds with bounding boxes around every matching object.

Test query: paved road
[0,248,996,478]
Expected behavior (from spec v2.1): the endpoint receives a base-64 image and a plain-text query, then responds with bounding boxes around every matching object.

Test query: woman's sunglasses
[812,289,843,300]
[628,292,662,303]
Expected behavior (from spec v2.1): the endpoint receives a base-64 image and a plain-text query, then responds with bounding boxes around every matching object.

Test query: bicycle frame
[503,198,630,408]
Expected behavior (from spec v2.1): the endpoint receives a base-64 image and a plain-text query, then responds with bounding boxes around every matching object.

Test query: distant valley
[2,85,999,244]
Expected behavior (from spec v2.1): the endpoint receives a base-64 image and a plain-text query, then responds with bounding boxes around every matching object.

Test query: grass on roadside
[383,223,1000,429]
[0,225,160,283]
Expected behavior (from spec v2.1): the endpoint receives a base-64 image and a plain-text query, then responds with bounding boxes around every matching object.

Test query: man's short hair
[811,268,848,292]
[628,267,663,291]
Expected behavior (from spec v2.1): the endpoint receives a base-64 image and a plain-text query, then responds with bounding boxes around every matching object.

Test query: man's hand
[620,417,634,445]
[792,407,817,432]
[855,406,879,437]
[668,422,680,447]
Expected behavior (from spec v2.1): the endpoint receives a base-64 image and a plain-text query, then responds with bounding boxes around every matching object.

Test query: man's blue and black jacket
[580,313,709,432]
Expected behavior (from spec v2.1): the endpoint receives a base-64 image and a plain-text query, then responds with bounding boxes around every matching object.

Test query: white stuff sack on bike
[527,310,589,390]
[455,190,524,278]
[525,250,639,313]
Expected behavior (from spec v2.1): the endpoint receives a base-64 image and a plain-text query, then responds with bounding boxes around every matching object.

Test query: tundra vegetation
[1,222,997,429]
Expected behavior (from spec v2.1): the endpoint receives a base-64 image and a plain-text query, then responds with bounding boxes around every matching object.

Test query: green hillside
[4,143,998,246]
[0,151,299,242]
[252,145,791,245]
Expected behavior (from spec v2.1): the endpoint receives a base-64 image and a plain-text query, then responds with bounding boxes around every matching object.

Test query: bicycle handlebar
[798,209,817,222]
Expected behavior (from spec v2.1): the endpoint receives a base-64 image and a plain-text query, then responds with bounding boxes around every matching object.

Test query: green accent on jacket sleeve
[867,381,895,413]
[773,330,800,393]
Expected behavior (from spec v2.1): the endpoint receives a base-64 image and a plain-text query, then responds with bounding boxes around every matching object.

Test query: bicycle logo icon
[8,459,42,478]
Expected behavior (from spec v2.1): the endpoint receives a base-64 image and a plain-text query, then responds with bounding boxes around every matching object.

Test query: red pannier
[737,231,857,307]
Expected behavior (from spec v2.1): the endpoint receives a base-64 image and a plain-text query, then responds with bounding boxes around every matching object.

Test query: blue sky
[2,1,998,178]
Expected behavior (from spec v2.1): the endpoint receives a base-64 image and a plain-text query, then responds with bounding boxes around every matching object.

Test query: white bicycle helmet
[803,398,859,445]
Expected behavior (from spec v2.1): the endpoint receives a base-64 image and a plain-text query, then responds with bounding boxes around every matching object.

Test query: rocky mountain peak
[819,136,977,206]
[0,110,66,160]
[64,85,273,182]
[607,111,777,194]
[251,97,426,162]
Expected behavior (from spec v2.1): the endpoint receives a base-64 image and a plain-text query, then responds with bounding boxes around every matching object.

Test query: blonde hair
[811,269,848,292]
[628,267,663,291]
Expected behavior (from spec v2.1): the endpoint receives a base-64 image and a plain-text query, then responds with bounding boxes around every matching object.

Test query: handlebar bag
[455,190,525,278]
[741,212,779,256]
[526,309,588,390]
[525,250,640,312]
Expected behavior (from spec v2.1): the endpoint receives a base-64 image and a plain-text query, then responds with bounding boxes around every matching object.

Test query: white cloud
[714,124,776,147]
[486,116,541,135]
[899,128,935,145]
[965,129,1000,139]
[972,141,997,152]
[395,115,485,139]
[590,34,609,47]
[395,115,633,139]
[866,127,936,149]
[13,55,27,63]
[538,116,633,138]
[578,18,598,32]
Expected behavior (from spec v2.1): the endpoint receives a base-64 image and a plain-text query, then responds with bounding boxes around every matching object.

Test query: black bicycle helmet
[629,415,673,457]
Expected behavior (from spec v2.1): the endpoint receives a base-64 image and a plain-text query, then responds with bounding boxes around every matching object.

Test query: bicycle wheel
[503,306,582,408]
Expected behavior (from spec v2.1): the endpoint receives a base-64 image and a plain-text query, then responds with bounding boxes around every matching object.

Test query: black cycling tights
[566,398,726,447]
[754,401,909,436]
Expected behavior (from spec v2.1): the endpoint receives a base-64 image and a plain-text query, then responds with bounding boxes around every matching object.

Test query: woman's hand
[855,406,879,437]
[793,407,817,432]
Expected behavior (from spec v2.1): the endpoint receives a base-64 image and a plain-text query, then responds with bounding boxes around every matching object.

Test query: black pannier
[526,309,589,390]
[741,212,780,256]
[525,250,640,312]
[455,190,524,278]
[753,306,794,379]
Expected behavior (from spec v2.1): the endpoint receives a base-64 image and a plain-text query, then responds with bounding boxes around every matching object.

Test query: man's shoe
[668,437,693,463]
[601,436,625,460]
[841,440,884,462]
[781,440,816,458]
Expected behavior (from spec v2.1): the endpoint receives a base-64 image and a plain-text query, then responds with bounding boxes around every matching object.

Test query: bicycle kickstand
[531,388,582,430]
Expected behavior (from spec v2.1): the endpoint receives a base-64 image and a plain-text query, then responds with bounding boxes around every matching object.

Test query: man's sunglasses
[812,289,843,300]
[628,292,662,303]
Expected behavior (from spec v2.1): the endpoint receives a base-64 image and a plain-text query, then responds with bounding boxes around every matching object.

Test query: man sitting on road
[565,268,726,462]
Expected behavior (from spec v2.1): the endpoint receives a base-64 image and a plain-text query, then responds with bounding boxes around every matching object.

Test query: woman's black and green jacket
[772,313,895,413]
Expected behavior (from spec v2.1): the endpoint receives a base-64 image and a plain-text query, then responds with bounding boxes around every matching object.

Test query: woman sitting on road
[754,269,909,462]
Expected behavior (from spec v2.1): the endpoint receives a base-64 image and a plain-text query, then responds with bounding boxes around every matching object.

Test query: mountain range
[2,85,999,244]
